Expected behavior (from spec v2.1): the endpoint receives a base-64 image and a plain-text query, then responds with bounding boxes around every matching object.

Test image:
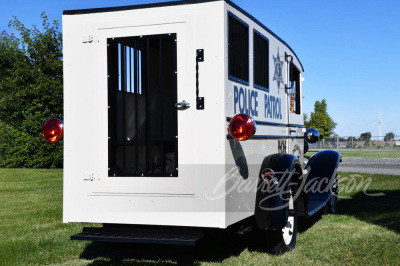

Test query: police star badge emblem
[273,48,284,89]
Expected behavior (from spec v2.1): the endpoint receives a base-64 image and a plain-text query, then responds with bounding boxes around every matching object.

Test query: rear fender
[304,150,341,216]
[255,153,303,230]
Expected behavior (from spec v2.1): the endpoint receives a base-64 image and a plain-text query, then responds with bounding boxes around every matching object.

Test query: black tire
[264,184,298,254]
[324,175,338,214]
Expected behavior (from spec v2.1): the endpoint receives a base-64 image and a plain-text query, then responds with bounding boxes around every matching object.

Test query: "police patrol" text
[234,86,282,120]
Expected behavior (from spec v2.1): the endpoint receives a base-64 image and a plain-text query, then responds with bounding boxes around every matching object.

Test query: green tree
[359,132,372,147]
[0,13,63,168]
[384,132,395,141]
[303,113,310,128]
[305,99,336,139]
[359,132,372,141]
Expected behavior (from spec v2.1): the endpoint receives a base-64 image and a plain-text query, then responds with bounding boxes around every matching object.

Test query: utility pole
[379,109,382,141]
[337,136,339,150]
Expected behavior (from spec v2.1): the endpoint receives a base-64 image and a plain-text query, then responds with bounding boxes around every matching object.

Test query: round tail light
[229,114,256,141]
[42,118,64,143]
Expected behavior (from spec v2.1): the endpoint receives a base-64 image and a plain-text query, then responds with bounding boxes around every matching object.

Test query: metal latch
[84,173,100,181]
[82,35,99,44]
[175,100,190,110]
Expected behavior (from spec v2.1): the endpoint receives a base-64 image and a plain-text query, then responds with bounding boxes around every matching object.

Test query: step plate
[71,227,203,246]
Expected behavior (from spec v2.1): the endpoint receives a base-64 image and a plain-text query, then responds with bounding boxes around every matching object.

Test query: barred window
[108,34,178,177]
[253,30,269,90]
[228,13,249,85]
[289,63,301,115]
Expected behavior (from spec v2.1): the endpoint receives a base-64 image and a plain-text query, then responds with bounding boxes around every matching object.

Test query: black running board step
[71,227,203,246]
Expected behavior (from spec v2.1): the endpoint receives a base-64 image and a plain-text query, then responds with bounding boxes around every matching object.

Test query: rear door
[89,21,195,196]
[108,34,178,178]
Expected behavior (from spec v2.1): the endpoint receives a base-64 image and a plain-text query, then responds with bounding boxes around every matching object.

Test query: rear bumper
[71,225,203,246]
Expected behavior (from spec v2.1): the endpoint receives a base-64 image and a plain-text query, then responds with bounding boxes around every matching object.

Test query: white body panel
[63,0,304,229]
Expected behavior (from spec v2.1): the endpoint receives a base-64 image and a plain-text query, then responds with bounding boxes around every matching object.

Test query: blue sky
[1,0,399,138]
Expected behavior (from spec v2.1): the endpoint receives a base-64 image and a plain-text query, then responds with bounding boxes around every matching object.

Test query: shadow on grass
[298,211,323,233]
[77,190,400,264]
[79,231,248,265]
[78,217,327,265]
[338,190,400,234]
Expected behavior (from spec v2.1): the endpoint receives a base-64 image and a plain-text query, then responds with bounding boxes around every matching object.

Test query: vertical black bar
[262,37,264,86]
[243,24,245,80]
[159,37,165,174]
[234,19,238,78]
[240,25,246,80]
[232,18,235,78]
[265,39,267,87]
[261,37,262,86]
[254,34,256,85]
[236,20,239,79]
[242,23,245,80]
[228,16,231,77]
[260,36,262,86]
[134,40,139,174]
[260,36,262,85]
[128,46,131,93]
[173,35,178,176]
[108,40,117,176]
[232,18,234,77]
[245,27,250,82]
[235,19,238,78]
[257,36,265,87]
[240,22,243,80]
[256,34,257,85]
[254,34,257,86]
[146,39,151,174]
[107,40,112,175]
[267,40,269,88]
[259,35,260,86]
[255,34,257,85]
[233,20,240,78]
[261,37,263,86]
[228,17,230,77]
[264,39,266,87]
[260,36,263,86]
[257,35,259,85]
[264,38,266,87]
[246,25,248,81]
[121,43,127,174]
[263,38,265,87]
[242,24,244,81]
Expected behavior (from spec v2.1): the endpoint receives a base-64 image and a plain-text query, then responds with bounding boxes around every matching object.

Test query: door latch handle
[175,100,190,110]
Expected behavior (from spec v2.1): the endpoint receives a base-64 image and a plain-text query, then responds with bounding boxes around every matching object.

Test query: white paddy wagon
[42,0,340,253]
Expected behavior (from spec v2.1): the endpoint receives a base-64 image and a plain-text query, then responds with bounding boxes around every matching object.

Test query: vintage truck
[42,0,340,254]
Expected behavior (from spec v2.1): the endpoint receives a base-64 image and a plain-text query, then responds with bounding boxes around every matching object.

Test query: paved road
[339,158,400,175]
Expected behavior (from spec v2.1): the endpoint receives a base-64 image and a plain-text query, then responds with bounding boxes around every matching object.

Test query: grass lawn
[0,169,399,265]
[308,149,400,158]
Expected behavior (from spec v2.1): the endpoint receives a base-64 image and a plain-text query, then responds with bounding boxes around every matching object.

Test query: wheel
[266,184,298,254]
[324,175,338,214]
